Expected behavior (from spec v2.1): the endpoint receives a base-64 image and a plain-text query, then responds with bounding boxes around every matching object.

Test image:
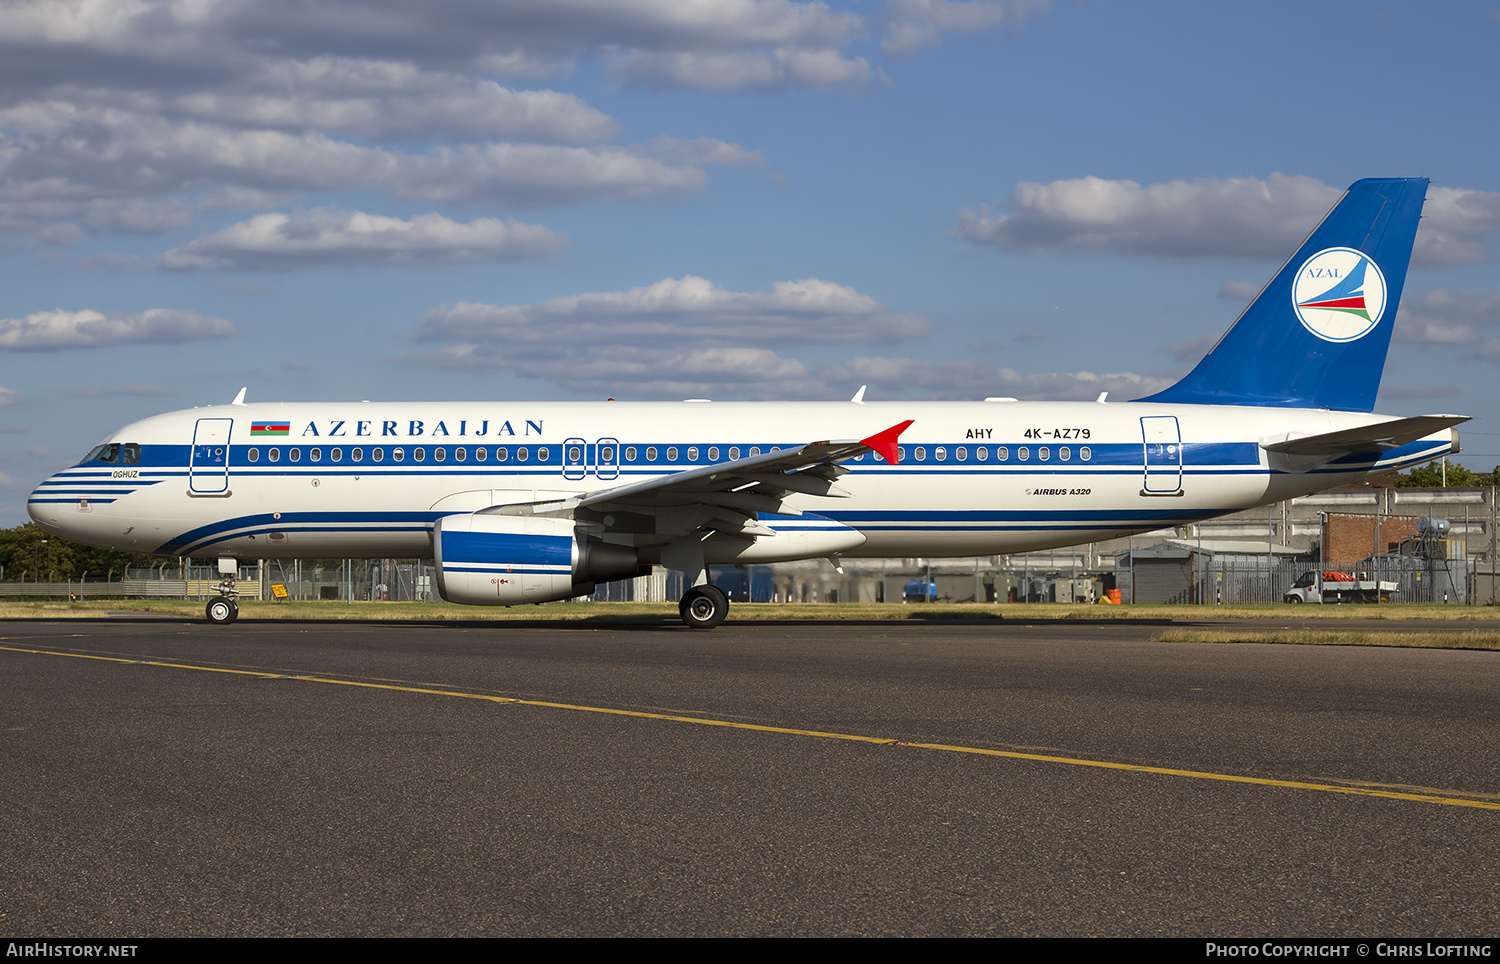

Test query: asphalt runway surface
[3,614,1499,937]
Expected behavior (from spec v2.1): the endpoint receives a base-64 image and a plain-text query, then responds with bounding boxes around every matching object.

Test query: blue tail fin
[1134,177,1427,412]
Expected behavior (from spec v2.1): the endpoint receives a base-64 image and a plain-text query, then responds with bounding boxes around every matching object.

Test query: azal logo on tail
[1292,246,1387,343]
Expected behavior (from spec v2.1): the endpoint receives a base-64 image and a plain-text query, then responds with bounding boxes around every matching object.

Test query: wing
[480,420,913,539]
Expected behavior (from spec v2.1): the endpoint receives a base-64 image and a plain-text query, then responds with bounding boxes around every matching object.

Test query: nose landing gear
[206,556,241,625]
[206,596,239,624]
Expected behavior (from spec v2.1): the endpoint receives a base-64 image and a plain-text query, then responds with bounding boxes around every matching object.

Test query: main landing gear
[679,584,729,630]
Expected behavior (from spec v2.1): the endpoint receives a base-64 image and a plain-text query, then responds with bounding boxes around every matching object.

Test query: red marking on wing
[860,419,915,465]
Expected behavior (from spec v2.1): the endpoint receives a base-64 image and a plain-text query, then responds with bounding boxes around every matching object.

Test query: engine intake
[433,513,646,606]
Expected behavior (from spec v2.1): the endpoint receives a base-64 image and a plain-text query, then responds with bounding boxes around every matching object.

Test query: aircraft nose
[27,474,66,533]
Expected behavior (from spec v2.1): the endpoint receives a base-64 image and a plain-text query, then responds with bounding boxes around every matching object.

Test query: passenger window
[956,446,967,462]
[708,446,719,462]
[935,446,946,462]
[998,447,1009,461]
[455,447,465,462]
[749,447,760,457]
[976,446,987,461]
[434,448,445,462]
[915,446,926,462]
[1039,447,1049,461]
[289,448,301,463]
[372,448,384,462]
[475,447,486,462]
[310,448,322,462]
[625,446,637,462]
[413,448,424,462]
[517,448,528,462]
[1081,446,1092,461]
[687,446,699,461]
[537,447,548,462]
[646,446,658,461]
[1019,447,1030,461]
[495,447,506,462]
[269,448,280,463]
[331,448,342,462]
[352,448,363,462]
[1060,447,1070,461]
[600,445,614,463]
[729,447,740,461]
[248,448,259,463]
[666,447,678,461]
[393,448,405,462]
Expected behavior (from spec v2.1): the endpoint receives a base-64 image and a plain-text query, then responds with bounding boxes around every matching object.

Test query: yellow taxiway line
[6,638,1498,812]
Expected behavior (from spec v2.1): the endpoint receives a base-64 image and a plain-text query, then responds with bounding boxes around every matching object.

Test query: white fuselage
[28,399,1454,565]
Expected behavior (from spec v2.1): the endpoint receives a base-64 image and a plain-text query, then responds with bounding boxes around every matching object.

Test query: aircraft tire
[206,596,238,624]
[679,585,729,630]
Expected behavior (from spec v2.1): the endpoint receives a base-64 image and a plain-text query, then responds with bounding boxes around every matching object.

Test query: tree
[0,522,159,581]
[1395,460,1479,488]
[0,523,74,581]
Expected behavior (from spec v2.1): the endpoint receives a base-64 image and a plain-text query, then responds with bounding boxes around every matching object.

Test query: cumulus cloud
[1415,186,1500,265]
[1384,285,1500,372]
[402,343,819,398]
[0,1,796,246]
[160,209,566,270]
[823,356,1173,401]
[0,111,753,231]
[411,276,930,348]
[953,174,1341,260]
[392,274,1171,400]
[1161,331,1221,365]
[953,175,1500,265]
[608,47,870,91]
[397,341,1168,402]
[396,276,934,396]
[1395,288,1500,347]
[171,65,620,143]
[0,309,236,351]
[882,0,1045,57]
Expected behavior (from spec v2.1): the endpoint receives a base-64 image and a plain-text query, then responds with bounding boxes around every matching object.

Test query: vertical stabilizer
[1134,177,1427,412]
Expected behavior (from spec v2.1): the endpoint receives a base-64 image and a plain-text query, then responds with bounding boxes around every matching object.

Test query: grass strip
[1152,628,1500,651]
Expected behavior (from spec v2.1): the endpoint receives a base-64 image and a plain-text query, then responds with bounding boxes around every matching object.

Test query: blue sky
[3,0,1500,523]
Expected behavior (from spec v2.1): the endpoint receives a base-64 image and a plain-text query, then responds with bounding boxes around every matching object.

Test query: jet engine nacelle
[433,512,646,606]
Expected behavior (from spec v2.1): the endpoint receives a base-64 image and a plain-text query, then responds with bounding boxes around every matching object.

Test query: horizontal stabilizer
[1262,415,1469,457]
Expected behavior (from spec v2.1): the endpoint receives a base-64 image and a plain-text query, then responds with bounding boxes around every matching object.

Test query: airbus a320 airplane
[29,178,1465,629]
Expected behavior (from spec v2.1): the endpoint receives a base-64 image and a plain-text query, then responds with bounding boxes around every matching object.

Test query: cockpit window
[82,443,120,464]
[80,441,142,465]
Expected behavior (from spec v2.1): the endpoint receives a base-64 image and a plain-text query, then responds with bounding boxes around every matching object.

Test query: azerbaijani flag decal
[251,421,290,436]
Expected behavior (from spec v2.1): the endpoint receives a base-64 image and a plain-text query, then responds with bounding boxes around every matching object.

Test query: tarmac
[3,615,1498,937]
